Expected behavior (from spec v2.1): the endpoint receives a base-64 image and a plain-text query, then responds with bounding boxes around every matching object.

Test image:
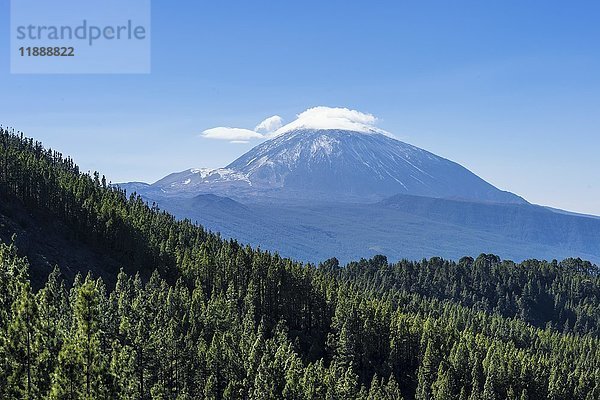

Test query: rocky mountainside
[134,129,526,204]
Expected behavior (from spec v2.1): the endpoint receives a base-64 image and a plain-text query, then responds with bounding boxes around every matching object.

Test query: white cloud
[255,115,283,134]
[201,127,264,142]
[201,106,391,143]
[275,106,392,136]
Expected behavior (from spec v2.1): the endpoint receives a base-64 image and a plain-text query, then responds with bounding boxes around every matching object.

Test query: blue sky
[1,1,599,215]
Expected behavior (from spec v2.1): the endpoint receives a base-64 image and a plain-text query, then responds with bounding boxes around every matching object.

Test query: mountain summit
[148,128,525,204]
[227,129,524,203]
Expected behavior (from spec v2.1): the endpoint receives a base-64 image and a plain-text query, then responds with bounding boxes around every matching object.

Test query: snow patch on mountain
[189,168,250,184]
[310,135,339,156]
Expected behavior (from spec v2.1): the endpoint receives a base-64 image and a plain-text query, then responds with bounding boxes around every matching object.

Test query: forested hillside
[0,127,212,286]
[1,127,599,399]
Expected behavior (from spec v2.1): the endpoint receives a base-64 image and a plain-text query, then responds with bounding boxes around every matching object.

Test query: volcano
[147,128,525,204]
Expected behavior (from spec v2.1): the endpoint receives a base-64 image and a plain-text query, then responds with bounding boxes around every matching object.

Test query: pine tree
[519,389,528,400]
[73,277,106,398]
[34,266,69,397]
[416,340,438,400]
[383,375,404,400]
[5,282,38,399]
[482,373,497,400]
[301,360,327,400]
[367,374,384,400]
[433,364,455,400]
[50,338,83,399]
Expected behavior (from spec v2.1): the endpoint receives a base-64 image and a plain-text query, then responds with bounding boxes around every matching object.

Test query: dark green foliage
[340,254,600,336]
[1,128,599,399]
[0,127,210,285]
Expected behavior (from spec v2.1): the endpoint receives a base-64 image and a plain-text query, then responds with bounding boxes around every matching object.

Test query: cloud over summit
[276,107,390,136]
[201,106,390,143]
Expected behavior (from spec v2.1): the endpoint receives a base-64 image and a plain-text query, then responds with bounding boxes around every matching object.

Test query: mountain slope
[141,192,600,265]
[138,129,525,204]
[0,128,217,287]
[227,129,525,203]
[0,191,122,287]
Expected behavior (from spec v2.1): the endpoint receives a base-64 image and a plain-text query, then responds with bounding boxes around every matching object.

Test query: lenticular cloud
[201,106,391,143]
[275,107,391,136]
[201,127,263,143]
[255,115,283,134]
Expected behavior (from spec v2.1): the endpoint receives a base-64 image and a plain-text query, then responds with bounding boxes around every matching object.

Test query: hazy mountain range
[119,128,600,264]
